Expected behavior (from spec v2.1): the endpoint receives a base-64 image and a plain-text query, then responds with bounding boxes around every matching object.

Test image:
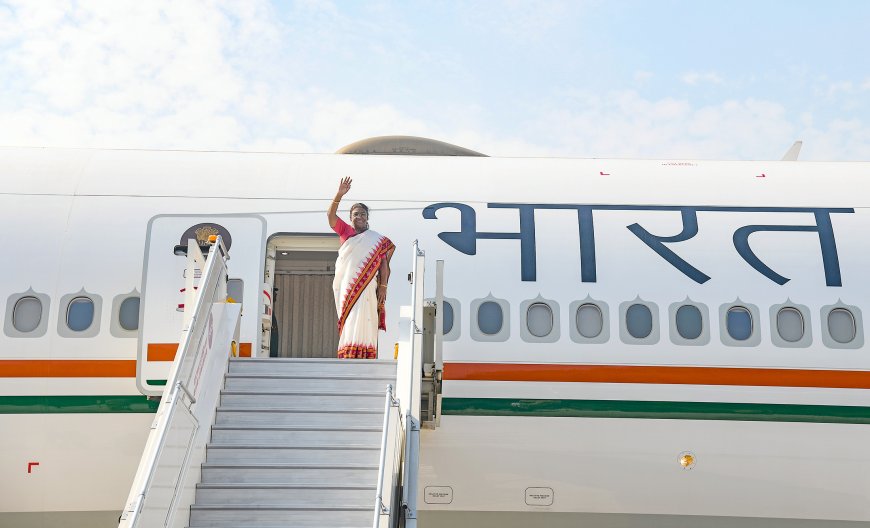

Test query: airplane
[0,136,868,527]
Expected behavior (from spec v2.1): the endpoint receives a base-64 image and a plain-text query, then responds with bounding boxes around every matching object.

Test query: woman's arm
[328,177,352,228]
[377,247,395,305]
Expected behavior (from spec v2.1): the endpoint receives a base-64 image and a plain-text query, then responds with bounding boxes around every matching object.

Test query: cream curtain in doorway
[273,274,339,358]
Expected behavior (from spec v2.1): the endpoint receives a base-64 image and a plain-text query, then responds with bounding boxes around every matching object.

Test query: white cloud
[517,90,870,161]
[681,71,723,86]
[0,2,867,162]
[634,70,653,84]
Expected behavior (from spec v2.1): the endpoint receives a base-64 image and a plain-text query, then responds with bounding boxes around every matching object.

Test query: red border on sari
[337,235,395,335]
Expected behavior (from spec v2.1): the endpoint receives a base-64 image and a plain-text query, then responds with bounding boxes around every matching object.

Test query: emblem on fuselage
[176,222,233,254]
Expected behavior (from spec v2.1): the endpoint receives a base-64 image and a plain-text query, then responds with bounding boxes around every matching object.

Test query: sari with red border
[332,229,395,359]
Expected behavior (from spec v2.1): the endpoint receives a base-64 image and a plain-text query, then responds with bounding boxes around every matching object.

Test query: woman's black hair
[350,202,370,215]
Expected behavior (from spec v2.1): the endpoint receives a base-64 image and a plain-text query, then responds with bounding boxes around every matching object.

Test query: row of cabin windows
[5,279,244,338]
[7,290,860,347]
[10,295,140,334]
[441,299,861,347]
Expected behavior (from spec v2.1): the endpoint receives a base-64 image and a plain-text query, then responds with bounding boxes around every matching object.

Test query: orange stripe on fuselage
[147,342,253,360]
[0,360,136,377]
[444,363,870,389]
[147,343,178,361]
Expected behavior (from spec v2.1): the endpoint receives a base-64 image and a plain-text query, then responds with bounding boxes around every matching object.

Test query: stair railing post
[374,384,397,528]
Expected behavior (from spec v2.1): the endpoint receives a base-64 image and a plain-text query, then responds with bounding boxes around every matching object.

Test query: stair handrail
[119,236,231,528]
[388,241,425,528]
[373,384,400,527]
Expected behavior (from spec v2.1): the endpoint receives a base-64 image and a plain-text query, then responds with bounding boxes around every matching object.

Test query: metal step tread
[231,357,395,362]
[217,407,384,414]
[202,462,378,469]
[211,425,382,432]
[196,483,375,490]
[221,390,385,397]
[206,443,379,450]
[190,504,370,511]
[224,373,396,380]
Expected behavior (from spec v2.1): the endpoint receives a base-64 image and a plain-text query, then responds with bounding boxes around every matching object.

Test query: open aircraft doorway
[264,234,340,359]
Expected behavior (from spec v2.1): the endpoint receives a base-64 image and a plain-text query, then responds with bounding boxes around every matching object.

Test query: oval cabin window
[675,305,703,340]
[828,308,857,344]
[526,303,553,338]
[776,307,804,343]
[67,297,95,332]
[576,304,603,338]
[442,300,455,335]
[12,296,42,333]
[477,301,503,335]
[726,307,753,341]
[626,304,653,339]
[119,297,141,331]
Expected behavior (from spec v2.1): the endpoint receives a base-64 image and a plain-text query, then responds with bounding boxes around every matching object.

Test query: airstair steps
[195,484,375,506]
[220,391,384,410]
[210,425,383,445]
[224,375,394,392]
[187,357,396,528]
[205,444,380,464]
[200,462,379,485]
[228,358,396,376]
[215,408,385,427]
[187,504,370,527]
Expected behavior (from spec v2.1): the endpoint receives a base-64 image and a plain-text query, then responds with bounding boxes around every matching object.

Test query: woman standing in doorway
[327,177,395,359]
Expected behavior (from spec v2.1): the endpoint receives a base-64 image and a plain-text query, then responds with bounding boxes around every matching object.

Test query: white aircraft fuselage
[1,147,868,527]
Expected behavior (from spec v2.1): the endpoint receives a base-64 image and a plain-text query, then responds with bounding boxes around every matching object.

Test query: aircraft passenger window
[67,297,95,332]
[478,301,503,335]
[776,307,804,343]
[526,303,554,338]
[726,307,753,341]
[118,297,141,331]
[675,305,703,340]
[576,304,603,338]
[626,304,653,339]
[12,296,42,333]
[442,300,455,334]
[227,279,244,303]
[828,309,856,344]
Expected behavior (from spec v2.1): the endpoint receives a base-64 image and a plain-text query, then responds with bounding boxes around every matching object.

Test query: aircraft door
[137,215,266,397]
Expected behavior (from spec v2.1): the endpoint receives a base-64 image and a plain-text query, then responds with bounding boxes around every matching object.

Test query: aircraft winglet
[781,140,802,161]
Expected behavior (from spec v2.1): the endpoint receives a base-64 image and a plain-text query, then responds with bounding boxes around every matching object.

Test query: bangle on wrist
[378,284,387,289]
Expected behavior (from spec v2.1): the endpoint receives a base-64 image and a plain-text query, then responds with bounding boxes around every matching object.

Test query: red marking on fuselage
[600,171,610,176]
[757,173,766,178]
[27,462,39,473]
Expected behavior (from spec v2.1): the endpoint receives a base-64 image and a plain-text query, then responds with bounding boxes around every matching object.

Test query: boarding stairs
[119,237,432,528]
[190,357,396,527]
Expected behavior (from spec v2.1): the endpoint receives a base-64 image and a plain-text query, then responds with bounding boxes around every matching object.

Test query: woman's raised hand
[337,177,352,197]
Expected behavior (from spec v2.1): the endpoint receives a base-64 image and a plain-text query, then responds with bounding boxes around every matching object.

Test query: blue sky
[1,1,868,159]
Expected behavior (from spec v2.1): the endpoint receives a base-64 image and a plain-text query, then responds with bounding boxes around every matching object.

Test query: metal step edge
[231,358,396,363]
[210,425,382,432]
[196,483,376,490]
[206,444,379,451]
[190,504,371,511]
[224,374,396,380]
[216,407,384,414]
[201,463,378,469]
[220,390,385,397]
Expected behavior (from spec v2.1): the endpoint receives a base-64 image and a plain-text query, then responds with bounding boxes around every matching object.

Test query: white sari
[333,229,394,359]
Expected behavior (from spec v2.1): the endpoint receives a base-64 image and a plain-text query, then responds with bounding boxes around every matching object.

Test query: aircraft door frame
[137,214,266,397]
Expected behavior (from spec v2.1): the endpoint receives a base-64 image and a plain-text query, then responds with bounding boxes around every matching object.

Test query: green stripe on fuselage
[442,398,870,424]
[0,395,159,414]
